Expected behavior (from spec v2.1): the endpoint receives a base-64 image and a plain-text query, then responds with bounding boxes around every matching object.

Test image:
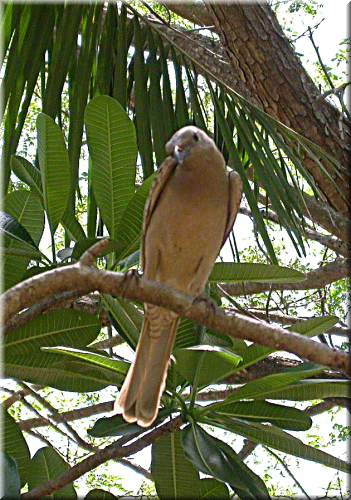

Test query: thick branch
[240,206,349,258]
[22,416,182,499]
[3,241,349,376]
[248,310,350,339]
[302,193,351,243]
[4,292,104,335]
[222,259,349,296]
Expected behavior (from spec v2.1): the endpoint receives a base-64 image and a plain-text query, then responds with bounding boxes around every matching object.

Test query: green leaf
[206,364,324,412]
[5,351,117,392]
[204,400,312,431]
[210,262,305,283]
[36,112,71,233]
[1,211,42,289]
[42,5,83,117]
[182,423,270,498]
[4,309,101,356]
[133,17,154,178]
[85,490,117,500]
[113,173,155,261]
[147,29,167,165]
[1,210,37,247]
[85,95,137,239]
[11,155,43,198]
[199,478,230,499]
[257,380,350,401]
[102,294,141,348]
[289,315,340,336]
[3,411,30,484]
[42,346,129,382]
[68,5,102,197]
[3,452,21,499]
[88,408,173,437]
[28,447,77,499]
[88,414,143,438]
[113,4,128,109]
[61,209,86,242]
[158,39,177,136]
[208,80,277,263]
[173,50,189,128]
[152,431,200,499]
[174,318,201,349]
[211,417,350,473]
[174,345,241,387]
[4,189,44,245]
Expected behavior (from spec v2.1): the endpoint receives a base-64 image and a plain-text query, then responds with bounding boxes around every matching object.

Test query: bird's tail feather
[117,307,179,427]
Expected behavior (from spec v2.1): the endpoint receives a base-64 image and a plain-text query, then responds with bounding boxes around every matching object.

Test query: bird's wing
[141,156,178,268]
[221,170,243,247]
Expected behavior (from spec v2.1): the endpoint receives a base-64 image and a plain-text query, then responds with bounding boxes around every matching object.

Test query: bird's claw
[120,269,141,297]
[192,294,217,320]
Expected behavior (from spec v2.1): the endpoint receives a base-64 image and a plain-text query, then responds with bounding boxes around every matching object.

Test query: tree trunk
[165,2,350,216]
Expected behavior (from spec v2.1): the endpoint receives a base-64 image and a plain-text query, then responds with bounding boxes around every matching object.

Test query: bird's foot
[192,294,217,320]
[120,268,141,297]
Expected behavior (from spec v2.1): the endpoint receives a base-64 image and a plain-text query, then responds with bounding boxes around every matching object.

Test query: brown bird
[117,126,243,427]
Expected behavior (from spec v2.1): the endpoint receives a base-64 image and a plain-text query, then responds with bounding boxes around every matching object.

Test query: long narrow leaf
[36,113,71,234]
[85,95,137,240]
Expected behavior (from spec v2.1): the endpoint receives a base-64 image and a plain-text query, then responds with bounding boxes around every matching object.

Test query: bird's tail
[117,306,179,427]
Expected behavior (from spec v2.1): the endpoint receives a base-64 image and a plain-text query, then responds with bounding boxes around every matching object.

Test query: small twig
[20,383,98,452]
[3,388,31,409]
[107,324,114,357]
[80,239,110,266]
[22,416,182,499]
[264,446,312,500]
[25,424,151,480]
[319,82,351,100]
[217,284,260,320]
[307,26,335,90]
[305,398,350,416]
[26,428,65,451]
[4,388,73,445]
[337,474,344,500]
[91,334,124,350]
[238,439,257,460]
[17,400,115,430]
[290,18,325,42]
[140,0,171,26]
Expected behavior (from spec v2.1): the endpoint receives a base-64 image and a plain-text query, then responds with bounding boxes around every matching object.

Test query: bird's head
[165,126,217,165]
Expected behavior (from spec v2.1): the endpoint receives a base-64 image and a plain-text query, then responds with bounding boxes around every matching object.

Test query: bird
[117,125,243,427]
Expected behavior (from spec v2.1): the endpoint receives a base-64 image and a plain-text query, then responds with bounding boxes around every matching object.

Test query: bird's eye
[193,132,199,142]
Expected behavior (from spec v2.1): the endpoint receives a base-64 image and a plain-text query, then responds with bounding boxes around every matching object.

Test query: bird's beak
[174,144,189,164]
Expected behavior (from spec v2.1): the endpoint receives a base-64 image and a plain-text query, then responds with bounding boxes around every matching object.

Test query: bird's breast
[143,161,228,293]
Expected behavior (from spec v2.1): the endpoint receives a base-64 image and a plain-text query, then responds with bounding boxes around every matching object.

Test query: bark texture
[164,2,351,216]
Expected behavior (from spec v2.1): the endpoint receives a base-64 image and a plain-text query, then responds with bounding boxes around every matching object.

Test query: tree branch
[239,206,349,258]
[238,439,258,461]
[3,240,350,376]
[302,193,351,243]
[305,398,350,416]
[22,416,182,499]
[245,310,351,339]
[222,259,349,296]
